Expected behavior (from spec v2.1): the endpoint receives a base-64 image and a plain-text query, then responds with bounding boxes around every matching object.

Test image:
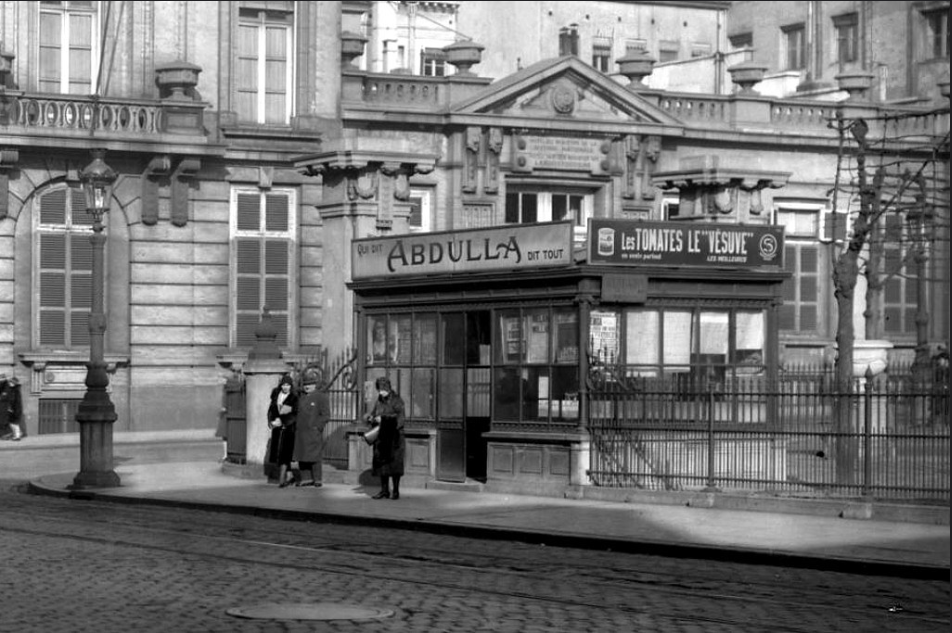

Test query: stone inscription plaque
[523,136,604,171]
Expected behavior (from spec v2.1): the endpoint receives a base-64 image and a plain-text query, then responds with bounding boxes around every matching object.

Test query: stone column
[240,308,291,478]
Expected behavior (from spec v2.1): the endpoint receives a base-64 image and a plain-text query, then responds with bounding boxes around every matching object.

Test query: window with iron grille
[36,186,96,349]
[237,3,294,124]
[38,398,81,435]
[232,188,296,348]
[38,0,98,94]
[461,203,494,229]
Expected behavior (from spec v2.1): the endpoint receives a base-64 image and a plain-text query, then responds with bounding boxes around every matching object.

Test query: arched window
[34,185,98,348]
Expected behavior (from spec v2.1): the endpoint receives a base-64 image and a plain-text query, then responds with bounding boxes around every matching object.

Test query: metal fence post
[862,369,873,496]
[704,386,721,492]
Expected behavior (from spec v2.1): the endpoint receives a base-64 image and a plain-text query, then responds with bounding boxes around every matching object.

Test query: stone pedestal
[241,361,289,476]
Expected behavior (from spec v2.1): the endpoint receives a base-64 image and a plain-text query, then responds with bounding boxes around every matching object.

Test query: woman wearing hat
[365,376,406,499]
[293,368,330,487]
[0,373,23,441]
[267,374,299,487]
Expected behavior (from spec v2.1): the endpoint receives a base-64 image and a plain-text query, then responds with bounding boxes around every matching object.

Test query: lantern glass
[79,150,117,214]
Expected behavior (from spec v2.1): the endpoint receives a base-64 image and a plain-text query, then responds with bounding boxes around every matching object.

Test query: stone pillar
[240,308,290,478]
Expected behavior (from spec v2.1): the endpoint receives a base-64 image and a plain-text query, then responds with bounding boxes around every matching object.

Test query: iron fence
[588,368,949,502]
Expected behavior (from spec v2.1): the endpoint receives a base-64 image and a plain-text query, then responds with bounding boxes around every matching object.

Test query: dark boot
[373,476,390,499]
[391,476,401,500]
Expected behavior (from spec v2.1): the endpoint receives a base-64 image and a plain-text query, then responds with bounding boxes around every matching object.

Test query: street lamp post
[71,149,120,489]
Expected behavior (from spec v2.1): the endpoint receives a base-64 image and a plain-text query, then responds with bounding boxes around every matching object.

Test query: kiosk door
[436,311,491,483]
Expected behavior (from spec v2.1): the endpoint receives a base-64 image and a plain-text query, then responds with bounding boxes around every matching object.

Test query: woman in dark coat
[366,376,406,499]
[293,369,331,487]
[267,374,299,487]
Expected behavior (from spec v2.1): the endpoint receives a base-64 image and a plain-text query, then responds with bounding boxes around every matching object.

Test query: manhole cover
[227,602,394,621]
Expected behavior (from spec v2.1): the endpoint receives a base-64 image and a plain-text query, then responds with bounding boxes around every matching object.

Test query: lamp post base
[71,468,121,490]
[71,382,120,490]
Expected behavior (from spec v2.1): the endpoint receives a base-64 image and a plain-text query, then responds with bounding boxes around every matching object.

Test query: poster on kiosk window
[588,218,784,269]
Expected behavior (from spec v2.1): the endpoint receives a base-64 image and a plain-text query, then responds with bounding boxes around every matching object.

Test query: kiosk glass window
[411,313,438,419]
[366,313,438,421]
[613,308,765,379]
[494,307,579,423]
[734,311,765,372]
[368,315,389,365]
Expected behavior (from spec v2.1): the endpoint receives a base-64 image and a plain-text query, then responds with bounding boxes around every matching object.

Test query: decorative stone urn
[154,61,202,100]
[727,61,768,94]
[341,31,368,68]
[443,40,485,76]
[850,339,893,378]
[835,71,874,101]
[616,50,656,90]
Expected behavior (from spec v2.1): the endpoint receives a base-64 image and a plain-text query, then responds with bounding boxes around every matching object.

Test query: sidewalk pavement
[20,430,949,580]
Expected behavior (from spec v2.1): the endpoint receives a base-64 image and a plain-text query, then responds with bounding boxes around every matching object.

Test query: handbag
[364,425,380,445]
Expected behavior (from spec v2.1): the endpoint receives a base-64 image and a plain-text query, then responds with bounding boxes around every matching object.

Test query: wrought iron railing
[587,367,949,502]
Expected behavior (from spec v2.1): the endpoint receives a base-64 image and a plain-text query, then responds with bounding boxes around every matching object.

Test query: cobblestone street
[1,482,947,633]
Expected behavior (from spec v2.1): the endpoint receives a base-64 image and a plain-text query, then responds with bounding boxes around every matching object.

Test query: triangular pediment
[450,56,683,128]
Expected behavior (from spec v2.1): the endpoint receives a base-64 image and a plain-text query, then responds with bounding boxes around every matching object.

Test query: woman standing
[366,376,406,499]
[267,374,299,487]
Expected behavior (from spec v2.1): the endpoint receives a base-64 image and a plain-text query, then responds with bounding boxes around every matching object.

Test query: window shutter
[236,239,261,311]
[236,193,260,231]
[822,210,848,242]
[39,232,67,346]
[70,187,92,225]
[778,304,796,331]
[799,305,817,331]
[264,194,289,231]
[40,189,67,224]
[265,239,290,347]
[236,238,261,347]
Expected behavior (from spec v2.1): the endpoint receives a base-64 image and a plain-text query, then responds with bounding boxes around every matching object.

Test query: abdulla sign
[352,222,573,280]
[589,219,784,268]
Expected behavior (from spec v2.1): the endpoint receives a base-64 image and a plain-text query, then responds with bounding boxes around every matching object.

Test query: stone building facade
[0,0,947,456]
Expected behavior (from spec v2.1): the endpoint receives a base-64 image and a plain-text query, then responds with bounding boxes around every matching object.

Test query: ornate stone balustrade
[658,95,730,125]
[0,92,208,142]
[10,94,159,133]
[769,102,838,129]
[362,75,444,108]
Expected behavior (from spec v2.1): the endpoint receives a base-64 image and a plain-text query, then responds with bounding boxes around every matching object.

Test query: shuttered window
[882,214,916,335]
[780,243,819,333]
[37,186,96,348]
[232,189,295,348]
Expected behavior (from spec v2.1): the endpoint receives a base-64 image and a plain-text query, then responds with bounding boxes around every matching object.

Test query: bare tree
[828,109,950,485]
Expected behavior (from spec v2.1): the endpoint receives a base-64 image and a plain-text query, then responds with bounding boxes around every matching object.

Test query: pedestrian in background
[267,374,299,487]
[0,372,23,442]
[365,376,406,500]
[293,368,330,487]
